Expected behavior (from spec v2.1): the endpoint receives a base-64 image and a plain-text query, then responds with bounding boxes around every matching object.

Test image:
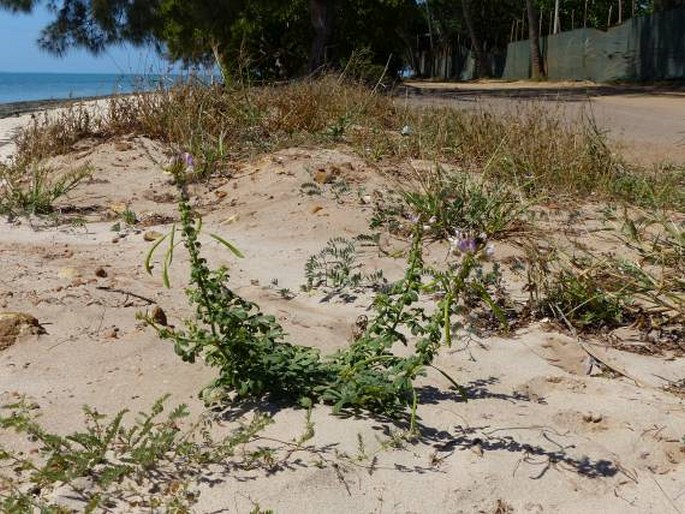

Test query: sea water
[0,72,172,104]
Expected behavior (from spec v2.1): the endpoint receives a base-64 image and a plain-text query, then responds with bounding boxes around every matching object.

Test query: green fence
[503,8,685,81]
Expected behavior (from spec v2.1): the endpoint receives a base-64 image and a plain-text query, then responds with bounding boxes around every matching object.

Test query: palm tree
[526,0,546,79]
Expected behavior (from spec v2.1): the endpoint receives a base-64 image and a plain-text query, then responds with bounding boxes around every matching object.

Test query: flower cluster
[179,152,194,172]
[448,229,495,259]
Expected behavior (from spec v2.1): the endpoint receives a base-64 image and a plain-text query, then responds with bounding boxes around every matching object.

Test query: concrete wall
[502,8,685,81]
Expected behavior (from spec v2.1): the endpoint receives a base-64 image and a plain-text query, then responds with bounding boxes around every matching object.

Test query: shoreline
[0,95,113,119]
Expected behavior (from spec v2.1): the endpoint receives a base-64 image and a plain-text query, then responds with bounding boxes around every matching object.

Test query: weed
[0,395,271,512]
[278,288,295,300]
[544,262,631,330]
[378,167,527,240]
[0,163,90,217]
[303,236,385,294]
[299,181,323,196]
[522,229,684,340]
[143,163,505,424]
[120,208,138,226]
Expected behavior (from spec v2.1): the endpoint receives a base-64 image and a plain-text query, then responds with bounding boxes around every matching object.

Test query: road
[400,80,685,165]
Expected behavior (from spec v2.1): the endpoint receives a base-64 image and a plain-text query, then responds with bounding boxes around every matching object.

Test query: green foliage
[0,395,273,512]
[543,263,630,330]
[303,236,385,293]
[120,208,137,226]
[396,168,527,240]
[0,162,90,217]
[524,217,685,335]
[0,0,420,80]
[144,174,504,421]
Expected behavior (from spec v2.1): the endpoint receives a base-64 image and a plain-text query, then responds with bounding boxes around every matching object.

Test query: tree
[460,0,490,78]
[309,0,332,71]
[653,0,685,10]
[0,0,419,80]
[526,0,546,79]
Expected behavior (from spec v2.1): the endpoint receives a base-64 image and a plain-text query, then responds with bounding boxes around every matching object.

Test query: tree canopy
[0,0,421,80]
[0,0,677,80]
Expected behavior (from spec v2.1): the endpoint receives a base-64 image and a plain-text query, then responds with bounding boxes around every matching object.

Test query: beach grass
[4,76,683,213]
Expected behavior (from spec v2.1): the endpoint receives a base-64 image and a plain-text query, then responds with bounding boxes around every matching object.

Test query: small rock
[58,267,81,280]
[150,305,168,326]
[400,125,413,136]
[112,237,120,244]
[583,412,603,423]
[0,312,45,351]
[102,326,120,339]
[108,202,128,215]
[143,230,163,242]
[94,267,108,278]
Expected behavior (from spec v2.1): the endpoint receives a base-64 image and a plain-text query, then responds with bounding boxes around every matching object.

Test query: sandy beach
[0,84,684,513]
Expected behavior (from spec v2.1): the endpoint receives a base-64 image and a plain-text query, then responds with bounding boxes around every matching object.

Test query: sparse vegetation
[303,236,385,294]
[0,395,272,512]
[372,166,527,240]
[1,76,684,511]
[0,162,90,217]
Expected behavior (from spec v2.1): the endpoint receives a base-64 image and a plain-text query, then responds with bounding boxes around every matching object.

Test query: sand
[0,85,683,513]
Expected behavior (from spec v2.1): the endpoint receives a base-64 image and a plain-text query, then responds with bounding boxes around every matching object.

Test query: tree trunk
[461,0,490,78]
[309,0,333,72]
[526,0,546,79]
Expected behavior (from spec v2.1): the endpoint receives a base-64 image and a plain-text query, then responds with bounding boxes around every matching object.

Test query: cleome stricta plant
[142,154,505,428]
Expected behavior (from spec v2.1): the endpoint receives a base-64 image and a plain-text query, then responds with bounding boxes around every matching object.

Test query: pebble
[143,230,163,242]
[150,305,168,326]
[102,326,120,339]
[0,312,45,350]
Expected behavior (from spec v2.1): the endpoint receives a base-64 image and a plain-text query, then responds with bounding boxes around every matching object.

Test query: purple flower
[457,238,478,254]
[181,152,195,168]
[179,152,194,171]
[449,229,480,255]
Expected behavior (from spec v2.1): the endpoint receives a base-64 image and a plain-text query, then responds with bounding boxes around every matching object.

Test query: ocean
[0,72,172,104]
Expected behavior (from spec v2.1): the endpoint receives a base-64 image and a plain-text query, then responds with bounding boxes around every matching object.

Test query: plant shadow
[212,376,617,482]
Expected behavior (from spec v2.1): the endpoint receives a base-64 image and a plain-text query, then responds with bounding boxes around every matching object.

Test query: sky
[0,5,170,74]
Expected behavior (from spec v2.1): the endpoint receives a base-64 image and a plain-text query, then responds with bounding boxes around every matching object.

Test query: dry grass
[3,75,684,213]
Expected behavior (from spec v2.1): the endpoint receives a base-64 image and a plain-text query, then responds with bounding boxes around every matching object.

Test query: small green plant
[325,115,349,141]
[299,181,322,196]
[544,263,630,330]
[0,163,90,217]
[374,168,526,241]
[303,236,385,293]
[144,164,503,424]
[0,395,272,512]
[120,208,138,226]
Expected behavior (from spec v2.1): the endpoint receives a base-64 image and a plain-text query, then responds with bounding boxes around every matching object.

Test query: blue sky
[0,5,169,74]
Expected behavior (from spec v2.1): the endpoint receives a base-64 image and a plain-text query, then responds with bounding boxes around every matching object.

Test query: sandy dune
[0,86,684,512]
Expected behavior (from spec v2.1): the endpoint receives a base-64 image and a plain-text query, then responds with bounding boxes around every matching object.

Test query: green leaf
[429,365,467,402]
[144,230,171,275]
[209,233,244,258]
